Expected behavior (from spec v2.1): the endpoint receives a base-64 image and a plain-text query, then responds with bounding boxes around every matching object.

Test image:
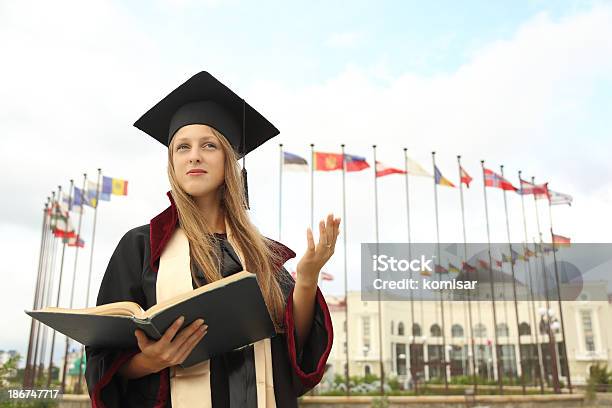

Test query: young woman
[85,72,338,407]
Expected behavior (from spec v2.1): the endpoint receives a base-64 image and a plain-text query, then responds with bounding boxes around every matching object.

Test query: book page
[142,270,253,319]
[34,301,145,318]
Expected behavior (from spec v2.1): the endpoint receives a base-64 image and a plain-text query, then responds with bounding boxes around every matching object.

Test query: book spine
[133,318,163,340]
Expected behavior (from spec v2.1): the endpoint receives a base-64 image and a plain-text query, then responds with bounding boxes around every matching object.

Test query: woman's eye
[203,143,217,149]
[177,144,188,151]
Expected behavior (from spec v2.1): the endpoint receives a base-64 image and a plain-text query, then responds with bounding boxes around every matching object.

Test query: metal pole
[480,161,503,394]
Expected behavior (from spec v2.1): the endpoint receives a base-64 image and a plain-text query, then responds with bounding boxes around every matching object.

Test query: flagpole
[310,144,314,231]
[48,182,73,390]
[372,145,385,396]
[518,171,545,393]
[30,197,54,386]
[532,176,561,393]
[61,175,87,393]
[457,156,478,394]
[24,199,51,387]
[78,168,103,392]
[431,152,449,392]
[84,169,102,310]
[339,144,351,396]
[546,186,572,393]
[36,197,56,385]
[499,165,526,394]
[279,144,283,240]
[42,195,60,386]
[480,161,503,394]
[404,148,419,394]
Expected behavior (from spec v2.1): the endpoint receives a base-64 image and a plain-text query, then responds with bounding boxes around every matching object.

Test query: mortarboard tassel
[242,167,249,210]
[241,99,250,210]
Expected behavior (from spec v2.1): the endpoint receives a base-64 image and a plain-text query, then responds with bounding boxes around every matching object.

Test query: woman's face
[171,124,226,198]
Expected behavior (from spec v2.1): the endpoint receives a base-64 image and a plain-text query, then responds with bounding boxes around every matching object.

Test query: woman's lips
[187,169,207,175]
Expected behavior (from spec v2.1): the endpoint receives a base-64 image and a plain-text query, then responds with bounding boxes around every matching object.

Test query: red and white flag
[552,233,571,247]
[519,179,548,198]
[460,166,472,188]
[484,168,518,191]
[375,161,406,177]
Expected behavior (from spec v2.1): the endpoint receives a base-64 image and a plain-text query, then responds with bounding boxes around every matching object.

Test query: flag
[344,154,370,172]
[495,259,503,268]
[484,168,518,191]
[524,247,535,258]
[64,234,85,248]
[51,209,76,238]
[460,166,472,188]
[320,271,334,281]
[420,269,432,277]
[88,181,111,201]
[283,151,308,171]
[314,152,343,171]
[71,187,84,207]
[434,165,455,187]
[49,201,74,238]
[448,263,461,273]
[477,259,489,269]
[406,156,432,177]
[502,248,522,263]
[519,179,548,198]
[75,187,97,208]
[103,176,128,196]
[548,189,573,206]
[462,261,477,273]
[375,161,406,177]
[435,264,448,274]
[552,233,571,247]
[62,195,83,215]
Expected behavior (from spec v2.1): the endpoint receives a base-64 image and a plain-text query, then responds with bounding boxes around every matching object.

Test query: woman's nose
[188,151,202,164]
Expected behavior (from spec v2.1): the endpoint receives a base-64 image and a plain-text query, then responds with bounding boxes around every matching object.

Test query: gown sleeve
[278,266,334,396]
[85,228,148,408]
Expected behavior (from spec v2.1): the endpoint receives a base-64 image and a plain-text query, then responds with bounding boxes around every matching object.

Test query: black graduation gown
[84,192,333,408]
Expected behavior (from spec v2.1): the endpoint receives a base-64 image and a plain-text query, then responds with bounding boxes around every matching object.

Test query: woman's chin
[185,187,217,199]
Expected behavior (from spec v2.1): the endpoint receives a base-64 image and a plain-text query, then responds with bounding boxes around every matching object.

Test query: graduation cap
[133,71,280,209]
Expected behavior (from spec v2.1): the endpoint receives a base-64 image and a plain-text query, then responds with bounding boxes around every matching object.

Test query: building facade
[326,285,612,386]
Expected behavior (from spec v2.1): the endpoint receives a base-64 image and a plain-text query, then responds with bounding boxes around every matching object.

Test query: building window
[496,323,509,337]
[474,323,487,338]
[391,320,394,335]
[343,320,347,333]
[451,324,464,338]
[363,316,371,337]
[363,339,370,356]
[412,323,422,337]
[430,324,442,337]
[581,310,595,352]
[518,322,531,336]
[398,322,405,336]
[343,341,347,354]
[365,365,371,376]
[395,343,407,375]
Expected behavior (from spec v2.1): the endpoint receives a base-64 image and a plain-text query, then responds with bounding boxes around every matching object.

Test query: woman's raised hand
[134,316,207,371]
[296,213,341,286]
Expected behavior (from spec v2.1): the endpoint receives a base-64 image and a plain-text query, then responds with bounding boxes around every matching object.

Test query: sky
[0,0,611,367]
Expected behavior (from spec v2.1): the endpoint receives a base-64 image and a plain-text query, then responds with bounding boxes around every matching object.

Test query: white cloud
[326,31,364,48]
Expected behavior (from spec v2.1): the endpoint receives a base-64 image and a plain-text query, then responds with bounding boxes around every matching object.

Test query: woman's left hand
[296,213,341,286]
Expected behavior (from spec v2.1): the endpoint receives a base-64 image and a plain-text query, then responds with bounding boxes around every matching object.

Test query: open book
[25,271,276,368]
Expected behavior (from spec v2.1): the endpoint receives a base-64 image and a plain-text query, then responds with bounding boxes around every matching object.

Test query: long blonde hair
[167,128,288,331]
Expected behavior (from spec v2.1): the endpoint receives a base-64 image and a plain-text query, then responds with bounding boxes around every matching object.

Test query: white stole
[156,220,277,407]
